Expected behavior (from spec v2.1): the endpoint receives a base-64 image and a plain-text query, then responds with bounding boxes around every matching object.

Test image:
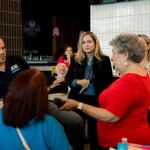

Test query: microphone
[79,75,95,94]
[79,87,86,94]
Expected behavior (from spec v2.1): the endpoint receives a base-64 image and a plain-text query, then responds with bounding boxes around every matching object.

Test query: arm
[65,56,76,87]
[47,79,60,92]
[65,56,87,88]
[16,56,30,70]
[60,99,120,123]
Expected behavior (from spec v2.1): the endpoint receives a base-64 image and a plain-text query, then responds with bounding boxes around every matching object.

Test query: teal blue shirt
[0,109,71,150]
[72,56,95,96]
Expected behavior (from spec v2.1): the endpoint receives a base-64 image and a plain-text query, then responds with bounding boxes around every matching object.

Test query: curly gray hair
[109,34,146,63]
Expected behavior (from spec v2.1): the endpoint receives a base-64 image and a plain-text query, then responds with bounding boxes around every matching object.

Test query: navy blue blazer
[65,55,113,101]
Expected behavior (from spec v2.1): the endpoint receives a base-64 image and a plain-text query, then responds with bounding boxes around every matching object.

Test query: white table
[48,93,68,100]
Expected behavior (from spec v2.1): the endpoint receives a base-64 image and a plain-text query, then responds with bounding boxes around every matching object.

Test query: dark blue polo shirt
[0,55,30,99]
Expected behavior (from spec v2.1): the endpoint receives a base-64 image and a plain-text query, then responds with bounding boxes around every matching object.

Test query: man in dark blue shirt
[0,37,30,100]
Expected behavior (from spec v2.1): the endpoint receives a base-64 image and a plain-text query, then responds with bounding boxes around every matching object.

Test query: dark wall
[22,0,90,58]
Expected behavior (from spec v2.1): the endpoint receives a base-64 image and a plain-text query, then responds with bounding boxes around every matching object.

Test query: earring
[125,62,128,66]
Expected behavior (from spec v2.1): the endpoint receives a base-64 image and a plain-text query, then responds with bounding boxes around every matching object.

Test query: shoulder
[7,55,24,60]
[44,114,60,125]
[41,115,64,134]
[6,55,30,71]
[94,55,111,64]
[100,55,110,61]
[58,56,64,60]
[71,54,78,64]
[57,56,64,63]
[6,55,28,64]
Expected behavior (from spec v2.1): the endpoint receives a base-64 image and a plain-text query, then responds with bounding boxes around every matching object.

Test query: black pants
[71,94,100,150]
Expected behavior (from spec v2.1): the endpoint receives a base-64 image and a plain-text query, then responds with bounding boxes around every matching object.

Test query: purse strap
[16,127,31,150]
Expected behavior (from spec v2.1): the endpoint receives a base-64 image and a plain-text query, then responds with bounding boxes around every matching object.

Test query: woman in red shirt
[60,34,150,150]
[57,45,74,68]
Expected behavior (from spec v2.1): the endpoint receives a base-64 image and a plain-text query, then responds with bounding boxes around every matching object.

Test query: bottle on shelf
[117,138,128,150]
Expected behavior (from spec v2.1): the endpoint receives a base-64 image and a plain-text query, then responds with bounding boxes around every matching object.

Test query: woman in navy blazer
[65,31,113,150]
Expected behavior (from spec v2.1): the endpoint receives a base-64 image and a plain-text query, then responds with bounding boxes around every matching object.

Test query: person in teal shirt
[0,68,71,150]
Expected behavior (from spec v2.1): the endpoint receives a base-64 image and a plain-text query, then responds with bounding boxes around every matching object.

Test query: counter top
[27,61,56,66]
[30,66,53,71]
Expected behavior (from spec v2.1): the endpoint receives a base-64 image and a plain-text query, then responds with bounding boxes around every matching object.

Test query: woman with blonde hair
[138,34,150,74]
[65,31,113,150]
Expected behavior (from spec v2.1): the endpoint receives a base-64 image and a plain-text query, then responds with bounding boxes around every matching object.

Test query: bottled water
[117,138,128,150]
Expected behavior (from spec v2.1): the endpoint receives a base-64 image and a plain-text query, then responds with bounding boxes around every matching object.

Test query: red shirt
[57,56,69,68]
[98,73,150,148]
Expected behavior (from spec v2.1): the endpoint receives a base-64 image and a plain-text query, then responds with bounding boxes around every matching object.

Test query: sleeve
[65,56,76,87]
[16,56,30,70]
[72,79,78,87]
[100,56,113,88]
[94,56,113,96]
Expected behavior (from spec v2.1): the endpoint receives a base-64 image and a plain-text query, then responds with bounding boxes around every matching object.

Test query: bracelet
[77,102,83,110]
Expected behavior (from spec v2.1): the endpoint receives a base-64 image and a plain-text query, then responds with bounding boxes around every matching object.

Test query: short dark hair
[3,69,48,127]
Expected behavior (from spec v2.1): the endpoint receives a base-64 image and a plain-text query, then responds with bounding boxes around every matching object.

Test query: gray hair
[109,34,146,63]
[55,63,68,74]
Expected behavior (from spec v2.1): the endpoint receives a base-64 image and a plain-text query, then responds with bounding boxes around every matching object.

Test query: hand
[51,82,60,88]
[53,78,64,84]
[60,98,79,111]
[47,80,60,92]
[67,55,71,61]
[76,79,90,89]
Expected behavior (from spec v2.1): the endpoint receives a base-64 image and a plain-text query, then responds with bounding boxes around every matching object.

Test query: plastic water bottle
[117,138,128,150]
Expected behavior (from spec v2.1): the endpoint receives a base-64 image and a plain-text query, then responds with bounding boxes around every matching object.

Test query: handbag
[16,127,31,150]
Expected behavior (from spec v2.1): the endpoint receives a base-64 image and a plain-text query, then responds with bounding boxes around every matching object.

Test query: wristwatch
[77,102,83,110]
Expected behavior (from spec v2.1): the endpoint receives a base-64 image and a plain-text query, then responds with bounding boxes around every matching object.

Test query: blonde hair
[75,31,104,64]
[138,34,150,62]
